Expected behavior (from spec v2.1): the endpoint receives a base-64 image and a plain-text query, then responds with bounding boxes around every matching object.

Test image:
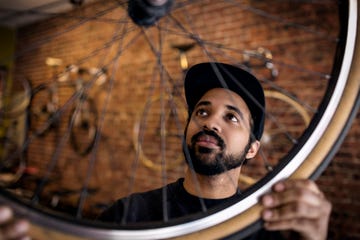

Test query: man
[0,62,331,239]
[100,62,331,239]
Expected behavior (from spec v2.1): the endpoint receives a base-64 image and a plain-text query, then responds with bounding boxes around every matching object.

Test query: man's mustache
[191,129,225,149]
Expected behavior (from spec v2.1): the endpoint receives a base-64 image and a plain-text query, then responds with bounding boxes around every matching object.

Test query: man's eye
[227,113,238,123]
[196,109,208,117]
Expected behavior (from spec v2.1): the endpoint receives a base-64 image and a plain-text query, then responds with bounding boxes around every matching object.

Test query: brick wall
[9,0,359,238]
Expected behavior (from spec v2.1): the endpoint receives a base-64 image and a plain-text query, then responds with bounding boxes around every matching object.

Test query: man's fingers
[260,179,332,240]
[273,179,323,195]
[0,219,30,240]
[261,179,326,209]
[261,187,324,209]
[262,200,331,221]
[0,206,13,223]
[263,217,317,237]
[0,206,31,240]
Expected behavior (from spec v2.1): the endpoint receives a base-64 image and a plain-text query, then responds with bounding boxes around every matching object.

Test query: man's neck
[183,168,240,199]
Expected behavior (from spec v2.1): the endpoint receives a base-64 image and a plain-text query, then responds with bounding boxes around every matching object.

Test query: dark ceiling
[0,0,96,28]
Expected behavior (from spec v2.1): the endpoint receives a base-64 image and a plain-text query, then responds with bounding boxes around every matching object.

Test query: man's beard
[184,129,250,176]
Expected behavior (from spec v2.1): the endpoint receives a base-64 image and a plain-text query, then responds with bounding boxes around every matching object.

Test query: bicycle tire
[133,94,187,171]
[28,84,58,137]
[0,1,358,239]
[239,89,312,187]
[0,74,30,187]
[0,137,26,187]
[69,96,98,156]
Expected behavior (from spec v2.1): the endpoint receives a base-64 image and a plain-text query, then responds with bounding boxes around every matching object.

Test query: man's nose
[202,115,221,133]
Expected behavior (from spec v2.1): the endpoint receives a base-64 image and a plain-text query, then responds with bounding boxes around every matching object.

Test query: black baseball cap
[184,62,265,140]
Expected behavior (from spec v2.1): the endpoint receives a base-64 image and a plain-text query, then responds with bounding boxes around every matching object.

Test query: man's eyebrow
[194,101,211,108]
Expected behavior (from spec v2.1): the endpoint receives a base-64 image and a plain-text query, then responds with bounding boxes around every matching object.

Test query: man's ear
[245,140,260,159]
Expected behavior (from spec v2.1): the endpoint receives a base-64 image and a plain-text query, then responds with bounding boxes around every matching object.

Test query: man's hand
[260,179,331,240]
[0,205,30,240]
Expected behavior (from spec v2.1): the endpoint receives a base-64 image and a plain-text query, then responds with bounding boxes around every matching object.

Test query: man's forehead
[196,88,251,115]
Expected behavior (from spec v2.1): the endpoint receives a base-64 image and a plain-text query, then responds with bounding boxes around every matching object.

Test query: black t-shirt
[98,178,284,239]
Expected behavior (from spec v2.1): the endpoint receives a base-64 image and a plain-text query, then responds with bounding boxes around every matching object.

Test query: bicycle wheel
[133,94,188,171]
[0,0,359,239]
[0,72,30,187]
[29,84,56,137]
[69,96,98,156]
[239,90,312,187]
[0,137,26,187]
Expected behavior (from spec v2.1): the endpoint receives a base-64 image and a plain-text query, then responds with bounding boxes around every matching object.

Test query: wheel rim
[0,1,359,239]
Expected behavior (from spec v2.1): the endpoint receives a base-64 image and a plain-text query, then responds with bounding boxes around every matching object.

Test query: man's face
[184,88,259,176]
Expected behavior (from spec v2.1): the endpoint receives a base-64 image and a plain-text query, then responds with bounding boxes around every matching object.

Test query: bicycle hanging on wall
[30,61,107,156]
